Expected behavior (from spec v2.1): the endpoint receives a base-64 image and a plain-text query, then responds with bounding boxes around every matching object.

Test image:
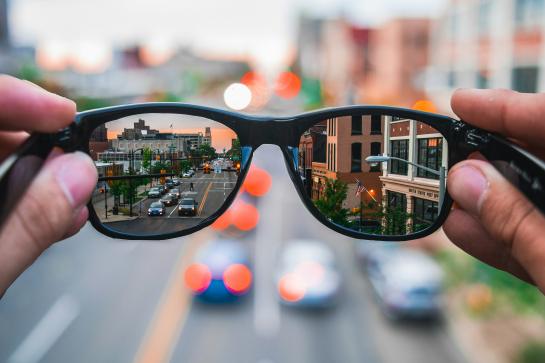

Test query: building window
[512,66,539,93]
[351,143,362,172]
[390,140,408,175]
[478,0,492,35]
[417,138,443,179]
[351,115,362,135]
[370,142,381,172]
[413,197,439,231]
[515,0,544,30]
[371,114,382,135]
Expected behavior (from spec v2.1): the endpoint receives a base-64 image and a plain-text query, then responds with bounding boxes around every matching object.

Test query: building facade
[379,117,448,228]
[428,0,545,111]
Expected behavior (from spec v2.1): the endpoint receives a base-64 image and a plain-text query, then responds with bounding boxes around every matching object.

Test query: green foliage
[227,139,241,161]
[142,148,153,173]
[179,160,191,173]
[75,97,112,112]
[315,179,351,227]
[516,342,545,363]
[197,143,216,159]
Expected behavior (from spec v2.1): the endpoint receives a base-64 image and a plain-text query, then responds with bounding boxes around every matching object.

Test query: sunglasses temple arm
[0,133,54,233]
[479,134,545,215]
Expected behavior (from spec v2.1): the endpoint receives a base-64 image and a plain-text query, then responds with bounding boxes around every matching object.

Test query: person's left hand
[0,75,97,296]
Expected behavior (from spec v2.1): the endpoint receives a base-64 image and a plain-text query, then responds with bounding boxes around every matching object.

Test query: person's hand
[0,75,97,296]
[445,88,545,293]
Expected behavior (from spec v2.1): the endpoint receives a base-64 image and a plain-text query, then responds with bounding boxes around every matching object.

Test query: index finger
[0,75,76,133]
[451,88,545,148]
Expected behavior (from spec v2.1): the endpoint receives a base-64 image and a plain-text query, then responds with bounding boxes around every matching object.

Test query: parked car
[148,187,161,198]
[178,198,198,216]
[184,239,252,303]
[182,169,195,178]
[160,194,178,206]
[275,240,341,308]
[147,202,165,216]
[365,247,443,319]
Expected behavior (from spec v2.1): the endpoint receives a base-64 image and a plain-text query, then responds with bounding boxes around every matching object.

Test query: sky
[9,0,447,71]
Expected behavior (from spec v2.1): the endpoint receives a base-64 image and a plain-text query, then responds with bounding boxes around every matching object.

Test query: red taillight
[223,264,252,295]
[278,273,306,303]
[184,263,212,293]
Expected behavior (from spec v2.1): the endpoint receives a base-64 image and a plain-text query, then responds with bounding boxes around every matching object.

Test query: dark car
[168,189,181,199]
[178,198,198,216]
[160,194,178,206]
[165,179,174,188]
[147,202,165,216]
[158,185,167,195]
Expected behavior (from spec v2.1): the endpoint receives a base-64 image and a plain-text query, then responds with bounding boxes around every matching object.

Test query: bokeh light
[240,71,269,109]
[243,166,272,197]
[223,264,253,294]
[278,273,306,303]
[36,41,69,71]
[71,42,112,74]
[184,263,212,293]
[210,209,232,231]
[275,71,302,99]
[412,100,437,113]
[231,201,260,231]
[224,83,252,110]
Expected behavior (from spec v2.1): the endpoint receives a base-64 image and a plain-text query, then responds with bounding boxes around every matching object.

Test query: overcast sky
[9,0,447,70]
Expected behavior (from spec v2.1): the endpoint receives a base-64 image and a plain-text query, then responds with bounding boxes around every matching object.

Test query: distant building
[427,0,545,111]
[89,124,109,160]
[121,119,159,140]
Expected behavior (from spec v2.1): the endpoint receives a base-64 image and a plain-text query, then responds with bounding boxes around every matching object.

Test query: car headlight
[148,209,152,213]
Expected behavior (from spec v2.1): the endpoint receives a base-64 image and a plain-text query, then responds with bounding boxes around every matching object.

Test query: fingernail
[449,165,488,215]
[54,151,96,207]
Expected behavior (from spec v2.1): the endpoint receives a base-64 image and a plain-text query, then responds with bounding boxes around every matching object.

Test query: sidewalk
[93,184,150,222]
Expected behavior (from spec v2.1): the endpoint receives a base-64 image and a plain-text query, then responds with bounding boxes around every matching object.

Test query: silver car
[147,187,161,198]
[275,240,341,308]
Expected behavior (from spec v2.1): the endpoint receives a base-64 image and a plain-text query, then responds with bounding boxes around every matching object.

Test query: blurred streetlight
[365,155,446,209]
[224,83,252,110]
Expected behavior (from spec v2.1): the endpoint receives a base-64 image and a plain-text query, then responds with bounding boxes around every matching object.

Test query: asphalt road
[103,170,238,235]
[0,146,468,363]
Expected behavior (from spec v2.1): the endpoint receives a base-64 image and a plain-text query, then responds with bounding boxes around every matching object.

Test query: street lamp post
[365,155,446,210]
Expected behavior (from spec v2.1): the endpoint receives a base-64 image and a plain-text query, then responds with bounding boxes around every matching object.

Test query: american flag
[355,179,365,197]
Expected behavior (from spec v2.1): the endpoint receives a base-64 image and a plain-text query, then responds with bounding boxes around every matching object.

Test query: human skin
[445,88,545,293]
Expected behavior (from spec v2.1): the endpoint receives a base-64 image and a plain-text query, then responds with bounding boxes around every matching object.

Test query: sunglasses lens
[88,113,242,237]
[298,112,448,237]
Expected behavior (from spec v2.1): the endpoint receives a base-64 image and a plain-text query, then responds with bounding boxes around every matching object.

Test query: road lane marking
[133,233,209,363]
[167,204,179,218]
[8,294,80,363]
[197,182,212,216]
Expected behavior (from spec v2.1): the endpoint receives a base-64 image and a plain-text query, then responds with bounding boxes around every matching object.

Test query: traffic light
[160,169,166,185]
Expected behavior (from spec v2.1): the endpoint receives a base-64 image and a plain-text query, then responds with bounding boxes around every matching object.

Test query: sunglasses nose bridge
[246,119,299,149]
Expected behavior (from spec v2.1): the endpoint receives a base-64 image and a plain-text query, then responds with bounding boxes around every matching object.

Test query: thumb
[447,159,545,289]
[0,151,97,294]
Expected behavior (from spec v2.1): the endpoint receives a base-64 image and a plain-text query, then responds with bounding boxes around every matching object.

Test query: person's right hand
[444,88,545,293]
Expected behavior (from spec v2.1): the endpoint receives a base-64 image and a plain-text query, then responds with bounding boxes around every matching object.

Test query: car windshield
[150,202,163,208]
[181,199,194,206]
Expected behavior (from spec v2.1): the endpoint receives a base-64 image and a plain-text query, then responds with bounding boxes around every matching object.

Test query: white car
[275,240,341,308]
[182,169,195,178]
[147,187,161,198]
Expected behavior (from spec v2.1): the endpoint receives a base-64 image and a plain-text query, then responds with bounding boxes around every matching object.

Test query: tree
[197,143,216,159]
[314,179,351,227]
[142,147,152,174]
[179,160,191,173]
[226,139,241,161]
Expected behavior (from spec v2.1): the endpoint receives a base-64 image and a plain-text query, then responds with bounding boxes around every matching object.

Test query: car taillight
[184,263,212,293]
[223,264,252,295]
[278,273,306,302]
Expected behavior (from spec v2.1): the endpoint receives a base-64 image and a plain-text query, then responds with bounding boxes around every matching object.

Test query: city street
[0,146,467,363]
[98,170,238,235]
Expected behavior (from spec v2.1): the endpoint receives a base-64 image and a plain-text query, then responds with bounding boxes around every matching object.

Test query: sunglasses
[1,103,544,241]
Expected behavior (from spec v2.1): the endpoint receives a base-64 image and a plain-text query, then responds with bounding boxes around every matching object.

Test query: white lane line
[253,179,282,338]
[168,204,179,218]
[8,294,80,363]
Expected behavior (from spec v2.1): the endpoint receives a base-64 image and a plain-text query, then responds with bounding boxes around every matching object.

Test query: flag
[355,179,365,197]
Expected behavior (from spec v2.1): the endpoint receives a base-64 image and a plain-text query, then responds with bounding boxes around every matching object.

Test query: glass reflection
[299,113,448,236]
[89,114,241,235]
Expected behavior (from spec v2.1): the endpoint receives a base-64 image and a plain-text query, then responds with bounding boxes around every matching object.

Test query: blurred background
[1,0,545,363]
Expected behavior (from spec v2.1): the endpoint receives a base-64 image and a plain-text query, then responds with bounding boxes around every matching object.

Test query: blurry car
[157,185,167,195]
[147,202,165,216]
[275,240,341,308]
[178,197,198,216]
[160,194,177,206]
[148,187,161,198]
[165,179,174,188]
[168,188,181,199]
[184,239,252,303]
[365,248,443,319]
[172,178,181,186]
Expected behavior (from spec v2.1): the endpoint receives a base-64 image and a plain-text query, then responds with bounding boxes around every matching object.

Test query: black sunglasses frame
[2,103,545,241]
